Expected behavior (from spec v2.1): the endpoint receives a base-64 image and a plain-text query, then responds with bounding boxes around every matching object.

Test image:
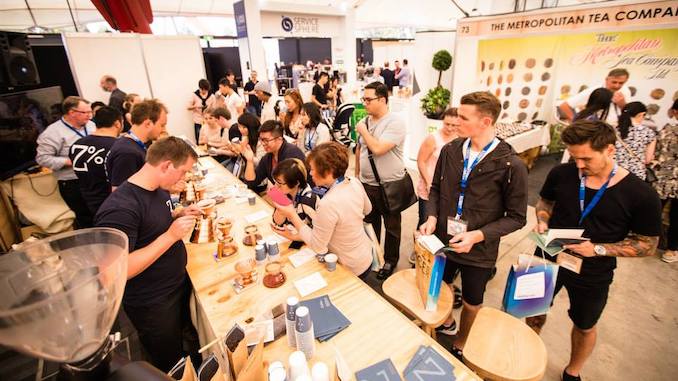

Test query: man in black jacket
[420,91,528,360]
[382,62,395,92]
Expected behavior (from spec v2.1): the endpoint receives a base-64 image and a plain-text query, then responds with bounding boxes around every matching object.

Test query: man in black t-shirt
[106,99,168,189]
[69,106,122,214]
[242,120,305,187]
[529,120,661,381]
[95,137,201,372]
[311,72,330,109]
[244,70,261,116]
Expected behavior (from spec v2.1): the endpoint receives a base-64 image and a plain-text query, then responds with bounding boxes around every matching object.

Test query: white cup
[325,253,338,272]
[311,362,330,381]
[288,350,310,380]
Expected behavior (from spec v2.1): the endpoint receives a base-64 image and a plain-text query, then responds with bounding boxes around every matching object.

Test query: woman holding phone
[271,158,318,228]
[272,142,374,279]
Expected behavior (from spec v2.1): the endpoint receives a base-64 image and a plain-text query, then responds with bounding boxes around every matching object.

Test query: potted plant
[420,50,453,120]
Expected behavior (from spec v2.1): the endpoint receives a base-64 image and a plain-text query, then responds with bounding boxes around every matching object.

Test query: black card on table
[355,358,401,381]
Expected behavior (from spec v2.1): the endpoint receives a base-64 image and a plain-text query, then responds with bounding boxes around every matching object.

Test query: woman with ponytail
[614,101,656,180]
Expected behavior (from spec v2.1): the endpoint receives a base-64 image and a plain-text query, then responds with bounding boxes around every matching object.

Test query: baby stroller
[327,103,355,147]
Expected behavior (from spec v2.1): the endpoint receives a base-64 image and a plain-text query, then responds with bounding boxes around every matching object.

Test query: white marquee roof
[0,0,640,34]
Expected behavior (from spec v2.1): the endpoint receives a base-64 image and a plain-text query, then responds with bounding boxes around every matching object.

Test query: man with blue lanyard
[106,99,167,190]
[36,96,96,228]
[420,91,528,360]
[529,120,661,381]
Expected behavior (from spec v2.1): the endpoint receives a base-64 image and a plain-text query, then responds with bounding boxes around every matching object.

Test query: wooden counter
[186,156,480,380]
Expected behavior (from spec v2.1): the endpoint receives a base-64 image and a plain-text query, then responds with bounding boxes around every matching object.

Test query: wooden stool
[381,269,453,340]
[463,307,547,381]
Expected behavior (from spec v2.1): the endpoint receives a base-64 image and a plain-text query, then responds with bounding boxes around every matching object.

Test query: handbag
[502,251,559,319]
[615,132,657,183]
[364,119,418,214]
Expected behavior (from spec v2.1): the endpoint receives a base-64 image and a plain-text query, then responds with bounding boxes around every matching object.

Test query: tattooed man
[529,119,661,381]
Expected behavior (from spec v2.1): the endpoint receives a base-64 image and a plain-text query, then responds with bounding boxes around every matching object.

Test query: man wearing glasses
[242,120,305,188]
[36,96,96,228]
[355,81,407,280]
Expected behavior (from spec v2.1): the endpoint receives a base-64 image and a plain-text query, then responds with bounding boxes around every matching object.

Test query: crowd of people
[32,67,677,379]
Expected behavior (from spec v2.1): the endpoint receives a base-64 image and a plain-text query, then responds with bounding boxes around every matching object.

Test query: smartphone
[289,240,304,250]
[268,187,292,206]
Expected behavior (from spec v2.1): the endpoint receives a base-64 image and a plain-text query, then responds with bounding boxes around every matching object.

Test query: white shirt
[564,85,632,126]
[224,92,244,127]
[260,94,280,123]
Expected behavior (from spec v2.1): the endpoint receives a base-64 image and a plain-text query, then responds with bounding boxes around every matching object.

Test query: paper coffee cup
[325,253,338,272]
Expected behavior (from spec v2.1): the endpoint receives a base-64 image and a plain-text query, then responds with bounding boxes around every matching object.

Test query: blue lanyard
[578,163,617,225]
[305,128,317,151]
[127,131,147,151]
[62,118,87,138]
[312,176,344,197]
[455,138,498,219]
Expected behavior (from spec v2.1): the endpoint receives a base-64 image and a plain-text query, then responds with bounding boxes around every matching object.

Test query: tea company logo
[281,16,294,32]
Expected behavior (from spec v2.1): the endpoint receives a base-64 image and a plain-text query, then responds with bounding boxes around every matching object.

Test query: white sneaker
[662,250,678,263]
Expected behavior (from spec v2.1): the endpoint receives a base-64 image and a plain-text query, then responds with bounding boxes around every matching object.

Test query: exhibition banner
[458,1,678,37]
[476,28,678,126]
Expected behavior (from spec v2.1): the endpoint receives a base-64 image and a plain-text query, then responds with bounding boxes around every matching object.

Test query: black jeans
[362,182,402,267]
[123,279,200,373]
[194,123,201,143]
[662,198,678,250]
[58,179,93,229]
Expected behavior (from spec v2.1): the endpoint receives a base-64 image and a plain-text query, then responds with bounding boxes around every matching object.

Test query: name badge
[447,217,468,236]
[557,251,583,274]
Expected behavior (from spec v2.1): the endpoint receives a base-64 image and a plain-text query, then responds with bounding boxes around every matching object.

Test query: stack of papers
[404,345,455,381]
[528,229,589,256]
[299,294,351,342]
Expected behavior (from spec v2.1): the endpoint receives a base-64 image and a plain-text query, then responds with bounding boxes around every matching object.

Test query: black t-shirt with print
[106,137,146,186]
[69,135,116,214]
[312,84,327,105]
[95,181,186,307]
[540,163,662,284]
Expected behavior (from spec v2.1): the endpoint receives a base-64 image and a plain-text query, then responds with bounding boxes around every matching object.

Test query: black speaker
[0,32,40,86]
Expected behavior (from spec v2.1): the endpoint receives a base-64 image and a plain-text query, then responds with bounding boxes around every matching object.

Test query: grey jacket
[426,138,528,268]
[36,119,96,180]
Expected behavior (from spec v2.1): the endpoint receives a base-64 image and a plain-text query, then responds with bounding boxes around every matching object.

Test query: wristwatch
[594,244,607,256]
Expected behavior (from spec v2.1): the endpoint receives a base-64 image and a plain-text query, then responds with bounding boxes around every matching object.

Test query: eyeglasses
[260,136,281,145]
[361,96,382,104]
[274,179,287,187]
[72,109,93,114]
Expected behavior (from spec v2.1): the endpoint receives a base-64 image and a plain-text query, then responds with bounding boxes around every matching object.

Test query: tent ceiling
[0,0,642,33]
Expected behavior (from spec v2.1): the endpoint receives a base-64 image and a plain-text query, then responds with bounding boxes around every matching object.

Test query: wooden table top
[185,156,480,380]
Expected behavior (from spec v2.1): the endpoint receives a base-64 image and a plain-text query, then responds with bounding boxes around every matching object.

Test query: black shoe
[450,346,464,363]
[562,369,582,381]
[377,263,394,280]
[453,286,462,309]
[435,320,457,336]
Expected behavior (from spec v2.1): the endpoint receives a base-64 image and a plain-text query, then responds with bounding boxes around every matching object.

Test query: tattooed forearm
[535,198,554,224]
[601,234,659,257]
